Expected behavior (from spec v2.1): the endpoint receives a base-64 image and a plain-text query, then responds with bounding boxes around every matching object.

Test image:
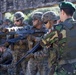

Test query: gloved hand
[4,42,9,47]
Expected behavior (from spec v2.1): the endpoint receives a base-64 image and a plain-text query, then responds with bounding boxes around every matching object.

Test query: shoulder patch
[54,24,63,31]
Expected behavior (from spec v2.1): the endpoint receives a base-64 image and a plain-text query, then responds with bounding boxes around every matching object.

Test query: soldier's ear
[62,10,65,15]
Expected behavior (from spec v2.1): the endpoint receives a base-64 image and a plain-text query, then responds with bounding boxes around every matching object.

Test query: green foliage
[3,6,60,25]
[4,4,76,26]
[4,12,12,19]
[26,13,33,25]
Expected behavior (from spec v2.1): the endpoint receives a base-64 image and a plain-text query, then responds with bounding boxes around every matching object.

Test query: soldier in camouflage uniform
[41,1,76,75]
[27,12,49,75]
[41,11,59,75]
[9,11,30,75]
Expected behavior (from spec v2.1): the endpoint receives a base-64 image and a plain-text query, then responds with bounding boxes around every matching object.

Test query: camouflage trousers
[27,58,49,75]
[8,49,27,75]
[54,63,76,75]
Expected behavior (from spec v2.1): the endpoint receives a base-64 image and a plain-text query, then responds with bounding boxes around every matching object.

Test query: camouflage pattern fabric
[8,25,30,75]
[41,18,76,75]
[27,26,50,75]
[54,63,76,75]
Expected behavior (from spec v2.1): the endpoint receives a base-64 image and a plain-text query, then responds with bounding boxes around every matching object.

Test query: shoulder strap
[62,20,76,30]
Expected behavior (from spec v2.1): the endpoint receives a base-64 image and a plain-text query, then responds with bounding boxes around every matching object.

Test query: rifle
[16,41,42,66]
[0,29,47,46]
[15,31,57,66]
[0,31,16,36]
[0,28,47,36]
[0,28,47,65]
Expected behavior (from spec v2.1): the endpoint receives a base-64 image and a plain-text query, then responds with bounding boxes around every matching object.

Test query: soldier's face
[14,17,22,26]
[32,19,39,27]
[44,21,52,29]
[0,46,5,52]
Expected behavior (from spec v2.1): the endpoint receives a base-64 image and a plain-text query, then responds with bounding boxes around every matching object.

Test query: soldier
[55,1,76,75]
[10,11,30,75]
[0,45,12,75]
[41,1,76,75]
[2,18,12,28]
[41,11,59,75]
[26,12,49,75]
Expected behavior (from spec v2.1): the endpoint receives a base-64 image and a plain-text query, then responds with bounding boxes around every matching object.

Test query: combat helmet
[32,12,43,21]
[14,11,25,20]
[42,11,58,22]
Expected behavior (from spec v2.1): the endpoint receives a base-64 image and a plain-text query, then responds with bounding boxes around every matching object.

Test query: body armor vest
[59,19,76,60]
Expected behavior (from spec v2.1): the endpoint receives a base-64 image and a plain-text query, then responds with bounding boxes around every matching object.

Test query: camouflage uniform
[0,21,14,75]
[0,47,13,75]
[41,1,76,75]
[27,27,49,75]
[27,12,49,75]
[41,11,59,75]
[9,11,30,75]
[0,18,13,75]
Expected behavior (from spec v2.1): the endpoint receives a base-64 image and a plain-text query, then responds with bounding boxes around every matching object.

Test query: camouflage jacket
[41,18,76,61]
[27,26,48,61]
[8,25,31,50]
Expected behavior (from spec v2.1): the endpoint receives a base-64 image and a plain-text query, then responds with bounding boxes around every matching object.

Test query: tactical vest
[12,25,30,50]
[27,26,46,54]
[57,19,76,60]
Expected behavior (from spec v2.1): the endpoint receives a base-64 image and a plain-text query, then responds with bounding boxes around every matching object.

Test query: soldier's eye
[44,21,48,24]
[32,18,37,21]
[16,20,20,22]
